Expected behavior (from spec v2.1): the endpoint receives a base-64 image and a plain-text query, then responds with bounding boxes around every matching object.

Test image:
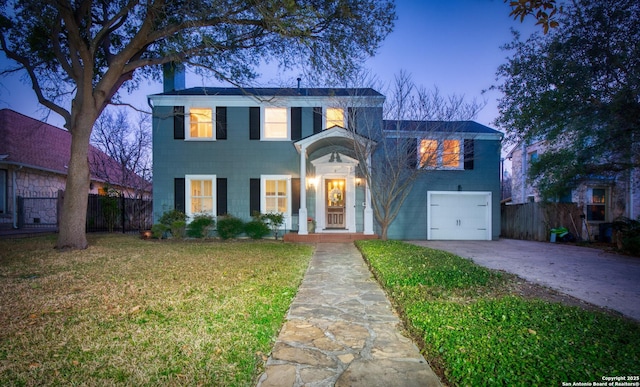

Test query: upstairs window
[419,140,438,168]
[326,108,345,129]
[264,107,288,139]
[442,140,461,168]
[419,139,462,169]
[189,108,213,139]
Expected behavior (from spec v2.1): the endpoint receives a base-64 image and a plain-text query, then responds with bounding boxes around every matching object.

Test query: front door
[326,179,345,228]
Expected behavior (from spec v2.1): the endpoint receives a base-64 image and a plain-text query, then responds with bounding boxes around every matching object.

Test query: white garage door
[428,191,492,240]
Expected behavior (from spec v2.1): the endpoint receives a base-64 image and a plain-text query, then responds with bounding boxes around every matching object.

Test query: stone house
[0,109,150,229]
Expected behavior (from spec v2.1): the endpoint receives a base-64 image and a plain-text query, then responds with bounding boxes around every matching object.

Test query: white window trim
[185,106,216,141]
[418,138,464,170]
[586,187,608,222]
[185,174,217,220]
[261,106,290,141]
[260,175,291,229]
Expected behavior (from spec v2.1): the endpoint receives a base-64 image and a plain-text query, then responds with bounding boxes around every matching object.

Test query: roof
[152,87,384,98]
[0,109,148,189]
[384,120,503,135]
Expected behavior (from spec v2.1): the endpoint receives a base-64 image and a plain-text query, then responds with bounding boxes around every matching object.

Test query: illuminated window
[186,175,215,218]
[189,108,213,138]
[419,139,438,168]
[442,140,461,167]
[326,108,344,129]
[418,139,462,169]
[587,188,606,221]
[264,107,288,139]
[264,179,288,213]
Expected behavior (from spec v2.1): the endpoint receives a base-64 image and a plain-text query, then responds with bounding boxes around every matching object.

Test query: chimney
[163,62,185,92]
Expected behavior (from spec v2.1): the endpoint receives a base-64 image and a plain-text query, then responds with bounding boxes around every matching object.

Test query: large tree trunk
[56,113,95,250]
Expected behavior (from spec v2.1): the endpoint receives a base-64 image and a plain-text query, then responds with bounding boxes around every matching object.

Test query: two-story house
[149,71,503,240]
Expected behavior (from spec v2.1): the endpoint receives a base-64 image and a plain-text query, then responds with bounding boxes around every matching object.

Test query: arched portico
[293,127,374,235]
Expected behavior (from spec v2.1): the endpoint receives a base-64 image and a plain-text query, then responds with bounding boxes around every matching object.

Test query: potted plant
[307,217,316,233]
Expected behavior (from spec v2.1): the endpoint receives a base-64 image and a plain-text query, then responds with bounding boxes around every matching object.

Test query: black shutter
[291,107,302,140]
[216,107,227,140]
[249,107,260,140]
[464,139,474,170]
[250,178,261,215]
[174,178,185,213]
[217,178,228,215]
[174,106,185,139]
[313,107,322,134]
[407,138,418,169]
[291,178,300,215]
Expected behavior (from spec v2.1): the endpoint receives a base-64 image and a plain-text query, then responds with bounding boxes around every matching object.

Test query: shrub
[245,219,270,240]
[151,223,168,239]
[170,220,186,239]
[154,209,188,239]
[187,214,215,238]
[613,217,640,255]
[262,212,285,240]
[158,209,188,227]
[216,215,244,240]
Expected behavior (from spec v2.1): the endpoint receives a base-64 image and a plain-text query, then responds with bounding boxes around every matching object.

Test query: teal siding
[386,139,502,240]
[154,106,309,222]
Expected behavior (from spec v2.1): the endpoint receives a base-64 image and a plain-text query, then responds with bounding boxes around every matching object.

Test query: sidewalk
[256,243,441,387]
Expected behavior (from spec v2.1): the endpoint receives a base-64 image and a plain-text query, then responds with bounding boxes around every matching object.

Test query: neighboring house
[149,73,503,240]
[0,109,150,230]
[507,140,640,240]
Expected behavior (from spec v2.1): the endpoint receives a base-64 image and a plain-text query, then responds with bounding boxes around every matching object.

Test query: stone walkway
[256,243,441,387]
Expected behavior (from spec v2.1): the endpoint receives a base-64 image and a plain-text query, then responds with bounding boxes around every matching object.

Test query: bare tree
[348,71,484,239]
[0,0,395,249]
[90,109,151,199]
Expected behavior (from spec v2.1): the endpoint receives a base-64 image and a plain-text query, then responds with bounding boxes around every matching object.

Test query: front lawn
[0,234,313,386]
[356,240,640,386]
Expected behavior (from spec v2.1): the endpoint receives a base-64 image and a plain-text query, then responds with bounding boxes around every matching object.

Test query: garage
[427,191,492,240]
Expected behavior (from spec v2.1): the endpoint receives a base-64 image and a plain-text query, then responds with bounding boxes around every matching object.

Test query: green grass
[356,240,640,386]
[0,234,313,386]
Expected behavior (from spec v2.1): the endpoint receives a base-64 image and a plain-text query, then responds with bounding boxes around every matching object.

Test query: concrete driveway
[410,239,640,322]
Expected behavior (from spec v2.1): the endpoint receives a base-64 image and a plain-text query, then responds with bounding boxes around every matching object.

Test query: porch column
[298,146,308,235]
[364,154,374,235]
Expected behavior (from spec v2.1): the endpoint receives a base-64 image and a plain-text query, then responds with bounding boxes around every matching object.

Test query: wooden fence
[501,202,583,241]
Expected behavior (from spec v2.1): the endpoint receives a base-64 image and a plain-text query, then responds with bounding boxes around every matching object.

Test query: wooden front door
[326,179,346,228]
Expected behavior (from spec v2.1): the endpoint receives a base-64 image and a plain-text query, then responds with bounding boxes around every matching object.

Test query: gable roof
[152,87,384,98]
[0,109,148,189]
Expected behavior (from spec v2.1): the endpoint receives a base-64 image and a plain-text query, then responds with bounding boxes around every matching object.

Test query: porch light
[306,177,317,189]
[356,178,362,187]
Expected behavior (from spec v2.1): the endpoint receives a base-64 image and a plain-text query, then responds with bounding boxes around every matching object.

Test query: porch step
[283,232,379,243]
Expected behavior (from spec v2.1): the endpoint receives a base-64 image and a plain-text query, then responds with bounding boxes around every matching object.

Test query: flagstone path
[256,243,441,387]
